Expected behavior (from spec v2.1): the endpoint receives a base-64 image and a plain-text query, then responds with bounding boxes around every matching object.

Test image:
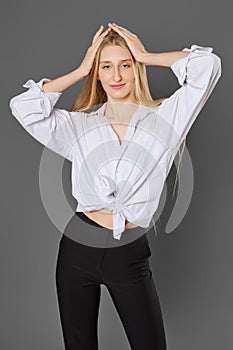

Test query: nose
[112,67,122,82]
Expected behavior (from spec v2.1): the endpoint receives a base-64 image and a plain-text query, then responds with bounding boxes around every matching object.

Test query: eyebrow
[100,59,132,64]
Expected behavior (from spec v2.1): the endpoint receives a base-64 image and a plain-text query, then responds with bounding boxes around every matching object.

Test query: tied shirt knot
[98,175,127,213]
[97,174,128,239]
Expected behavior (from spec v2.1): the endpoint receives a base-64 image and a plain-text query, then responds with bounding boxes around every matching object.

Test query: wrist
[138,52,157,65]
[139,51,191,67]
[73,67,87,81]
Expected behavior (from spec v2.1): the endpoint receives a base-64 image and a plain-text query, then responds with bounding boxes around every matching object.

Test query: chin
[108,91,132,99]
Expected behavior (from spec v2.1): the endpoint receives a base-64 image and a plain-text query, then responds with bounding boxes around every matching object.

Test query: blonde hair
[70,30,186,236]
[70,30,166,112]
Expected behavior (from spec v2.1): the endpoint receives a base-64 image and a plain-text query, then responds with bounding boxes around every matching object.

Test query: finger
[97,26,111,38]
[112,23,127,30]
[109,25,131,41]
[114,23,132,33]
[92,27,111,46]
[110,23,135,36]
[108,23,125,35]
[92,26,110,44]
[95,28,111,42]
[94,25,104,36]
[103,27,112,36]
[108,23,130,38]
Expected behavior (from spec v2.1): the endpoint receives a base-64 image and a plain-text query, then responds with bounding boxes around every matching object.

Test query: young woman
[9,22,221,350]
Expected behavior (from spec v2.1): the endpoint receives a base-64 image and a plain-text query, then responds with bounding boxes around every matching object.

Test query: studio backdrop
[1,1,231,350]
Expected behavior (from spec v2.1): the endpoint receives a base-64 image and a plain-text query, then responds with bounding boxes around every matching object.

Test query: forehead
[100,45,131,61]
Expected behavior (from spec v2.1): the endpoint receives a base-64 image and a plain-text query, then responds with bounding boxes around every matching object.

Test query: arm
[42,24,112,93]
[9,25,111,160]
[146,44,222,153]
[140,50,191,67]
[9,75,85,161]
[106,26,222,153]
[42,67,86,93]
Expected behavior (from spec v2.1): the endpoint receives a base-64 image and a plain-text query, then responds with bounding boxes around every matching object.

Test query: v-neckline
[100,102,141,149]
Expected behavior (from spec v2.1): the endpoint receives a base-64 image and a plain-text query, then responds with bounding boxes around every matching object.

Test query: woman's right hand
[41,25,111,94]
[78,25,111,77]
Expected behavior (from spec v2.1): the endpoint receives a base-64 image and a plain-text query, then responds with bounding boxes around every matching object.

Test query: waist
[78,209,138,230]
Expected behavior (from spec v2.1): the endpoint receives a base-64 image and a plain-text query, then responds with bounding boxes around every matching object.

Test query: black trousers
[55,212,167,350]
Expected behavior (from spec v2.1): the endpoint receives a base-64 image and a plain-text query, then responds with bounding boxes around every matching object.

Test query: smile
[110,84,126,89]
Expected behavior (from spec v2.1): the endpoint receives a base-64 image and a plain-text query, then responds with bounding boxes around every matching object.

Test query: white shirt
[9,44,222,240]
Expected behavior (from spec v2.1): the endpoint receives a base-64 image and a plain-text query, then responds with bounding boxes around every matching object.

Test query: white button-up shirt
[9,44,222,240]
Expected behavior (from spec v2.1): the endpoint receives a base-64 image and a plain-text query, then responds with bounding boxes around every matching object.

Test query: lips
[110,83,126,89]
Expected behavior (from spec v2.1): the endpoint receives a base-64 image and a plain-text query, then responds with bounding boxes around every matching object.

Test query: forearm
[42,68,86,93]
[140,50,190,67]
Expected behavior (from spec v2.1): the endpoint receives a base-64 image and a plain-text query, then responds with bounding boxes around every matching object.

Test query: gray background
[1,0,231,349]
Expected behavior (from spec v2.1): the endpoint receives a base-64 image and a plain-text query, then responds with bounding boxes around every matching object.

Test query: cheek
[128,76,135,85]
[126,71,135,82]
[98,72,108,84]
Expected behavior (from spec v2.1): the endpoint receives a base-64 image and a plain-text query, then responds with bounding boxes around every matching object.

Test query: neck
[105,100,139,122]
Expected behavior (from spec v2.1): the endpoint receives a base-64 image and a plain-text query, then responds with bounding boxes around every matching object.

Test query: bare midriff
[83,209,138,230]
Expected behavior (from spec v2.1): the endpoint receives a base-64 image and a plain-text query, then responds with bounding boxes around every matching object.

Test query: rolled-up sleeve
[157,44,222,151]
[9,78,81,161]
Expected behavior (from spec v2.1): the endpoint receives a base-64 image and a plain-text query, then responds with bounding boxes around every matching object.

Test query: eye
[102,63,131,69]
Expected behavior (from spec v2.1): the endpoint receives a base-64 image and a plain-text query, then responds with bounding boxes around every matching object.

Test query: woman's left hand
[108,23,148,63]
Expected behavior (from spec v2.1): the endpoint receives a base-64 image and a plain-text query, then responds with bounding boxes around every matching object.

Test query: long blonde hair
[70,30,186,236]
[70,30,166,112]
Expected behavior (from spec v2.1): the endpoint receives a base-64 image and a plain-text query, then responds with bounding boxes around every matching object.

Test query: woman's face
[97,45,136,103]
